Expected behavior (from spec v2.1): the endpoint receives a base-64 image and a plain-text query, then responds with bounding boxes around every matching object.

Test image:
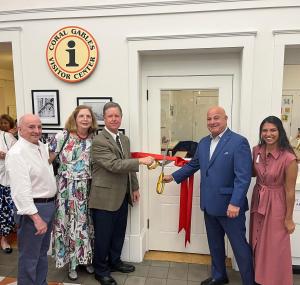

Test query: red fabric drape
[131,152,194,245]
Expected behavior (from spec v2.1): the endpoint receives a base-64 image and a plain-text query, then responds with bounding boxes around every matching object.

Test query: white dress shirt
[104,127,124,152]
[0,130,17,186]
[209,128,228,159]
[5,137,57,215]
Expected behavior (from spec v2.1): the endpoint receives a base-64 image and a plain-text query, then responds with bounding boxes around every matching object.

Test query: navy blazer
[172,129,252,216]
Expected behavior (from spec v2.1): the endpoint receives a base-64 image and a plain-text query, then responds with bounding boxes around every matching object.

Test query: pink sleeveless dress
[250,145,296,285]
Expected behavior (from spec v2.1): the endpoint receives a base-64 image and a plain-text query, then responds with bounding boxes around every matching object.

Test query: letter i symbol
[66,40,79,67]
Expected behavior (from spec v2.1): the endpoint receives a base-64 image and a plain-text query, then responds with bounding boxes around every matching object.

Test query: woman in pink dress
[250,116,298,285]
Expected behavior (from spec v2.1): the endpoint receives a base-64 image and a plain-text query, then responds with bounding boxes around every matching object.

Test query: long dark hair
[259,116,294,153]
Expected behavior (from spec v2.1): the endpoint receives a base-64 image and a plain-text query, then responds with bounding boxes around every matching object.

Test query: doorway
[0,42,17,123]
[147,75,233,253]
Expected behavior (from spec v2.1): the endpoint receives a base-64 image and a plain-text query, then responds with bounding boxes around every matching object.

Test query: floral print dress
[49,130,94,270]
[0,185,15,237]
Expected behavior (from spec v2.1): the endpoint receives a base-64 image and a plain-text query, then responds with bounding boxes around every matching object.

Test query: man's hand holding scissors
[163,175,174,183]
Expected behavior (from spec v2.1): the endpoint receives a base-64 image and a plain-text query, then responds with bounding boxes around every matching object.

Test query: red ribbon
[178,176,194,246]
[131,152,187,167]
[131,152,194,245]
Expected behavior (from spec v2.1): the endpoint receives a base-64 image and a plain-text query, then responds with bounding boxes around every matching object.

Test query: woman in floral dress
[49,105,98,280]
[0,128,16,253]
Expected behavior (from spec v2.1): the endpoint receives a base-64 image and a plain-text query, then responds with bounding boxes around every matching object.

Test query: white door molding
[272,31,300,117]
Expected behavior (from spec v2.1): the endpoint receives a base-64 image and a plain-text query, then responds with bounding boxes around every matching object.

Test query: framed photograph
[40,128,62,144]
[96,126,125,135]
[32,90,60,125]
[77,97,112,125]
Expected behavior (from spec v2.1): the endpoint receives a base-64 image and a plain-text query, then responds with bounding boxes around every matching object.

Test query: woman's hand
[48,152,57,164]
[284,218,296,234]
[284,160,297,234]
[0,151,6,160]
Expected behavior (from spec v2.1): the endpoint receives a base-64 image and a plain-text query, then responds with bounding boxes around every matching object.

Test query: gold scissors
[147,159,160,170]
[156,144,168,194]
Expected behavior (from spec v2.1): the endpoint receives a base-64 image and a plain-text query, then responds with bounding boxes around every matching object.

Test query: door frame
[146,75,234,254]
[0,27,25,118]
[126,32,256,262]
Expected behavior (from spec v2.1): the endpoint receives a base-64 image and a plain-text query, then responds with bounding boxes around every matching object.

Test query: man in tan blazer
[90,102,153,285]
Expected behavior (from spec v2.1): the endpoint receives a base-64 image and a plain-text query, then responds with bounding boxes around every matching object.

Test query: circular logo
[46,26,99,83]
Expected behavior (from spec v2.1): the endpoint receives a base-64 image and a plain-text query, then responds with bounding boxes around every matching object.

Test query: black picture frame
[31,90,60,126]
[76,97,112,125]
[40,128,63,144]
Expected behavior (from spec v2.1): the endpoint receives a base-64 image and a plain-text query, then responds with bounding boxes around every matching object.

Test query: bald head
[207,106,226,117]
[207,106,228,137]
[18,114,42,145]
[19,114,40,127]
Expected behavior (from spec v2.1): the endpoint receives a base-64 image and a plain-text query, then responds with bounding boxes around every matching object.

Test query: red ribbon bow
[131,152,194,245]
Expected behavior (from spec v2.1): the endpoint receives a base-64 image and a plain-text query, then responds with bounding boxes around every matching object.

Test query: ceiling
[0,42,13,71]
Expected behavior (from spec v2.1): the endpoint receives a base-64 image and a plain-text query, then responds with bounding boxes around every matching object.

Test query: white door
[282,90,300,139]
[147,75,233,253]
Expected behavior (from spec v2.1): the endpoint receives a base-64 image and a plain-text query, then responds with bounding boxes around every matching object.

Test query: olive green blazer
[89,128,139,211]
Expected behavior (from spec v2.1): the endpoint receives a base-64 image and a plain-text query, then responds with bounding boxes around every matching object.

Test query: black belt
[33,196,56,203]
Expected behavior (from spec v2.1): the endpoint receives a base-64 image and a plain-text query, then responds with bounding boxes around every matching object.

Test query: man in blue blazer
[164,106,254,285]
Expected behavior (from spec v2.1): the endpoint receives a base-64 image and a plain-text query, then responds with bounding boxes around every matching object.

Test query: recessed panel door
[147,75,233,253]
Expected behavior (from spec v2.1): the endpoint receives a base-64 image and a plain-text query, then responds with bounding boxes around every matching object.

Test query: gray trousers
[16,202,55,285]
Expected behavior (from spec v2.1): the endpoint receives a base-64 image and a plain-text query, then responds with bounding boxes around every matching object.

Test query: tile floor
[0,250,300,285]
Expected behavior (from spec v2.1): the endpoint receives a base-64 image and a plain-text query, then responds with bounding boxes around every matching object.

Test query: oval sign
[46,26,99,83]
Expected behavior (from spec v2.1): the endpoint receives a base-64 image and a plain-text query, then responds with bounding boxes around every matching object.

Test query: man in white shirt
[6,114,57,285]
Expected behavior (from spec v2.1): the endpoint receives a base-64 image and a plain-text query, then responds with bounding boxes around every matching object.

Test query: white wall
[0,6,296,121]
[0,4,299,139]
